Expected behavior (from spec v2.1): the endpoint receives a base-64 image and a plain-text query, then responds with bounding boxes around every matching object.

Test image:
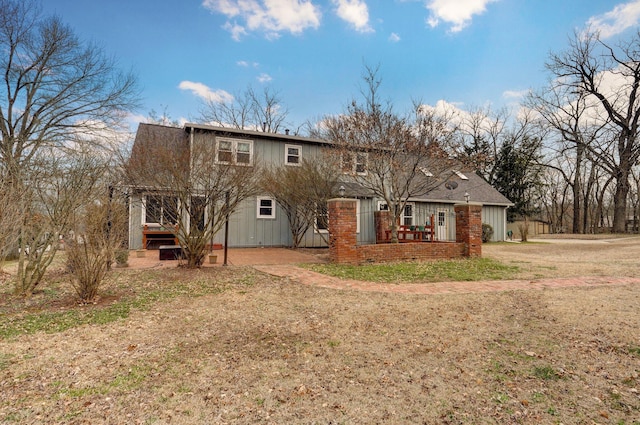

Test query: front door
[437,210,447,240]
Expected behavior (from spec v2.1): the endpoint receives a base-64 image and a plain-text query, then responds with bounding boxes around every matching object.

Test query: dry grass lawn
[1,237,639,424]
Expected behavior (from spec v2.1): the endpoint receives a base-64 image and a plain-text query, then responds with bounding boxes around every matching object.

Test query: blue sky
[41,0,640,131]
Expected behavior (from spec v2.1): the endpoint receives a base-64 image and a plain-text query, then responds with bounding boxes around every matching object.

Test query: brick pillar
[328,198,358,264]
[455,203,482,257]
[374,210,391,243]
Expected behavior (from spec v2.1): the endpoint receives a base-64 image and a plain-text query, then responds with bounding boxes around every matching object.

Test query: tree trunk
[611,175,630,233]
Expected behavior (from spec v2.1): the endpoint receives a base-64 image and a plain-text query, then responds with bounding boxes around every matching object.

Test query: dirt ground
[1,238,639,424]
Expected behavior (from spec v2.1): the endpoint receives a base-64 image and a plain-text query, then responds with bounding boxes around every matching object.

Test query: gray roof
[131,124,511,206]
[412,170,513,206]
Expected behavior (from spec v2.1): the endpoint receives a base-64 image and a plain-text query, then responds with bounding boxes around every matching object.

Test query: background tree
[492,133,545,223]
[199,85,291,133]
[546,29,640,232]
[125,126,260,268]
[319,65,455,243]
[527,73,608,233]
[261,156,339,248]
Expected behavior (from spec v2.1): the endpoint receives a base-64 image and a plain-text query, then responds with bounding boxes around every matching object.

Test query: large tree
[546,29,640,232]
[319,66,455,243]
[0,0,138,175]
[0,0,138,295]
[527,84,606,233]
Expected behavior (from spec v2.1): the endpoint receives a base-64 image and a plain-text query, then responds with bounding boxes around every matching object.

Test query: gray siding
[128,126,510,249]
[481,205,508,241]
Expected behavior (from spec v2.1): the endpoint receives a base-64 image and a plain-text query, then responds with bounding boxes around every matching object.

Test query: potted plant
[114,249,129,267]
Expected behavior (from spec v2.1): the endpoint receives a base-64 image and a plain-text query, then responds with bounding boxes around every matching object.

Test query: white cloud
[425,0,498,33]
[257,73,273,83]
[332,0,373,33]
[389,32,401,42]
[586,0,640,39]
[502,89,529,100]
[178,81,234,103]
[203,0,321,40]
[237,60,259,67]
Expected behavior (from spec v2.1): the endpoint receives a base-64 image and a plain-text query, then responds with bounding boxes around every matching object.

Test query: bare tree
[199,85,291,133]
[66,187,128,303]
[527,74,608,233]
[0,0,138,174]
[125,126,261,268]
[261,156,339,247]
[546,29,640,232]
[319,65,455,243]
[14,147,108,296]
[0,0,138,289]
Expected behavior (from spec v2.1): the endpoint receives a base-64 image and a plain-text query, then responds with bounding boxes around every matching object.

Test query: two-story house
[126,123,512,250]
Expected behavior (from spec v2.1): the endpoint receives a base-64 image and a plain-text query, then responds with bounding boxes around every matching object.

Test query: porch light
[464,192,470,203]
[339,185,346,197]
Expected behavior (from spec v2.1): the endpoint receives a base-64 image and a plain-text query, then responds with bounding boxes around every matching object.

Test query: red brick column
[374,210,391,243]
[328,198,358,264]
[455,203,482,257]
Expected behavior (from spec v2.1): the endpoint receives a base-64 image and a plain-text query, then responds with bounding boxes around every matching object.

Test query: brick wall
[328,199,482,264]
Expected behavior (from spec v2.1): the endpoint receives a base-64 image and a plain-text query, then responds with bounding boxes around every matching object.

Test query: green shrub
[482,223,494,243]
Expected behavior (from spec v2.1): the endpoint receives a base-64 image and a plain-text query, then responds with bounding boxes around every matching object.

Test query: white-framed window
[216,137,253,165]
[315,203,329,233]
[143,194,178,226]
[402,203,414,226]
[377,201,414,226]
[341,152,367,175]
[316,200,360,233]
[257,197,276,219]
[285,144,302,165]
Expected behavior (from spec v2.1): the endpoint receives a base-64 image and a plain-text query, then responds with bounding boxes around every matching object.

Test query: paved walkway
[253,264,640,295]
[125,247,640,296]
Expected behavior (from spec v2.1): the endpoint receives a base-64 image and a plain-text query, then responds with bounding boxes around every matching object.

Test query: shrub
[482,223,494,243]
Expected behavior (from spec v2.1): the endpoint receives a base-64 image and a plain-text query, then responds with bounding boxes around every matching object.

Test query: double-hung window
[341,152,367,175]
[285,144,301,165]
[216,138,253,165]
[144,194,178,226]
[257,197,275,219]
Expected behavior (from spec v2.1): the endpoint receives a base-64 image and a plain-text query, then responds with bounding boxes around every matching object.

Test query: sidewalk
[125,247,640,296]
[253,264,640,295]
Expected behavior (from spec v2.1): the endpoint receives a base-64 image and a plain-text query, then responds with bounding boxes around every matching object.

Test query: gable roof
[412,170,513,206]
[129,123,512,206]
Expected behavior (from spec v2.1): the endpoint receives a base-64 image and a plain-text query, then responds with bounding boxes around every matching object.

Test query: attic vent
[454,170,468,180]
[419,167,433,177]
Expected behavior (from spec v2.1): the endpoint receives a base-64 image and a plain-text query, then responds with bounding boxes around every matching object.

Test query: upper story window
[342,152,367,175]
[285,144,302,166]
[216,137,253,165]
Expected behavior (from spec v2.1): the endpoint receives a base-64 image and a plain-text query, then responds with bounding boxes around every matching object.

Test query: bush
[482,223,494,243]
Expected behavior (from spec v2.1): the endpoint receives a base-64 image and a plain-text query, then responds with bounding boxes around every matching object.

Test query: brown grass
[1,238,639,424]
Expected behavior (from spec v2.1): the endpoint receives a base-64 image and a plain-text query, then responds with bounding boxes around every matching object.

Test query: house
[126,123,512,250]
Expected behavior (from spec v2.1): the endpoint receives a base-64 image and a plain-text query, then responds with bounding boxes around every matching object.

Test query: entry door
[437,210,447,240]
